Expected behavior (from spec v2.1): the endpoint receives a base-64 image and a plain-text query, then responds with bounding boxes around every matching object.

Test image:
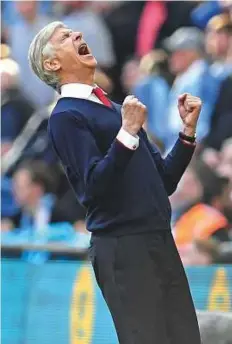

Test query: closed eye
[62,33,70,41]
[62,31,72,41]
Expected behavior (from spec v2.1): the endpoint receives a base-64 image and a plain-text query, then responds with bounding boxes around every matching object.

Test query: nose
[72,31,82,41]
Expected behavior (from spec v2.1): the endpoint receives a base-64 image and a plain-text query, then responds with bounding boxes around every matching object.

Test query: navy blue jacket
[48,98,195,235]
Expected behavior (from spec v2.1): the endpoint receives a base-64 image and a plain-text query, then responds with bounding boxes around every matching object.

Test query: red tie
[92,87,112,107]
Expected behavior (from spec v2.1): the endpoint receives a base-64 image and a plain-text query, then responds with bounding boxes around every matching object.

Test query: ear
[43,57,61,72]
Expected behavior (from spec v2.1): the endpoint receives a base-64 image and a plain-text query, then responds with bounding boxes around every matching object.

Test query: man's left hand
[178,93,202,136]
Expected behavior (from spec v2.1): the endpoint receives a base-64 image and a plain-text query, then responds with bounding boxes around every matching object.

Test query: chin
[79,55,97,69]
[89,57,98,68]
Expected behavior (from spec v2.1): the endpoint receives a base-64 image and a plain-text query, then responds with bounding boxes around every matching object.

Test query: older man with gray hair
[28,21,202,344]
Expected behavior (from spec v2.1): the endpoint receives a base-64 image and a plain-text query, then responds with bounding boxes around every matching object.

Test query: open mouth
[78,43,90,56]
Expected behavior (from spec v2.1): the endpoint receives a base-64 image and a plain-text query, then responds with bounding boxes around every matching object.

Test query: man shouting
[29,21,201,344]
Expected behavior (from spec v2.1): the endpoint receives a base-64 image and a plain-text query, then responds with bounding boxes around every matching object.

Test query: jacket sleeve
[141,129,195,196]
[49,111,135,200]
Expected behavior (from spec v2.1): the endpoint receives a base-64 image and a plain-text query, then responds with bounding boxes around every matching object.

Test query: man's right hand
[122,95,147,136]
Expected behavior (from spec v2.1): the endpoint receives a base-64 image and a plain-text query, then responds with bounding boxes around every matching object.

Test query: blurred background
[1,1,232,344]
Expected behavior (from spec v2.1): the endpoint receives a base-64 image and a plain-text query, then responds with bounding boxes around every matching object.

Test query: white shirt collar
[61,83,95,99]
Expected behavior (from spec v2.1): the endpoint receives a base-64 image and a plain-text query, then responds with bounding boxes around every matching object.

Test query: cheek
[13,185,28,203]
[217,36,229,51]
[58,45,79,69]
[205,33,217,52]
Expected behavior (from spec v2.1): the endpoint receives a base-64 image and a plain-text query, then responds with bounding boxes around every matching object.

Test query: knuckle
[130,98,138,105]
[124,95,134,104]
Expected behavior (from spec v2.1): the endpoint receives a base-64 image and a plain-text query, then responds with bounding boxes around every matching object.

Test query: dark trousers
[89,231,201,344]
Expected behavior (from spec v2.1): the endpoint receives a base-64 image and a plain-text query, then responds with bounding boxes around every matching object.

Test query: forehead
[50,26,72,44]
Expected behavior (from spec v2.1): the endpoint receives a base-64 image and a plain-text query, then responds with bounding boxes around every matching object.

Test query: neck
[60,69,95,87]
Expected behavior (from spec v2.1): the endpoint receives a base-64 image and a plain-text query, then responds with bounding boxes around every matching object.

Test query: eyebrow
[62,29,72,34]
[59,29,73,40]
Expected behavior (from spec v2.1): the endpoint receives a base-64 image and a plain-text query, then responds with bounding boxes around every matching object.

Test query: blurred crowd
[1,0,232,264]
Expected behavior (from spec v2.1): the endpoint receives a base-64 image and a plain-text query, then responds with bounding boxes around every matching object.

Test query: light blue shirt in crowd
[165,59,221,151]
[8,16,55,109]
[134,75,170,141]
[210,61,232,81]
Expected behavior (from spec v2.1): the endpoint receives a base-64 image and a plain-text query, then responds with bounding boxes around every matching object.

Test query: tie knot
[92,87,112,107]
[92,86,104,98]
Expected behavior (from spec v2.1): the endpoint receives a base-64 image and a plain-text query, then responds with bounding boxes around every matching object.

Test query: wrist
[122,124,139,136]
[117,128,139,150]
[183,125,196,137]
[179,131,196,145]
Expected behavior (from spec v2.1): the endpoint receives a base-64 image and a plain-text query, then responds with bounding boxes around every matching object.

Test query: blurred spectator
[7,160,75,231]
[201,138,232,182]
[89,0,122,14]
[133,50,171,147]
[105,0,196,99]
[218,138,232,179]
[0,50,34,222]
[136,1,167,58]
[1,104,56,176]
[164,27,219,151]
[121,56,141,95]
[173,162,231,249]
[61,1,115,70]
[206,13,232,78]
[204,73,232,150]
[2,0,53,26]
[170,162,205,225]
[103,1,145,100]
[179,238,220,266]
[1,54,34,157]
[219,180,232,223]
[191,1,223,29]
[136,1,198,57]
[1,176,20,221]
[6,0,54,108]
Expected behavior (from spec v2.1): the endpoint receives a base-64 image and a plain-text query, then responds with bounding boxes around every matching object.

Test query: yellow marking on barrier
[70,265,94,344]
[208,267,231,311]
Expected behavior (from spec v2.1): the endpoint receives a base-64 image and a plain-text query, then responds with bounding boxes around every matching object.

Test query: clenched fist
[122,95,147,136]
[178,93,202,136]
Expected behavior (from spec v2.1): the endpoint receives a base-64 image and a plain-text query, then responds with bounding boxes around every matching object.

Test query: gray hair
[28,21,66,92]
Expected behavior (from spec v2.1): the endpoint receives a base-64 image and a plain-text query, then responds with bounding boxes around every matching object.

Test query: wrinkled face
[205,29,231,59]
[43,27,97,80]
